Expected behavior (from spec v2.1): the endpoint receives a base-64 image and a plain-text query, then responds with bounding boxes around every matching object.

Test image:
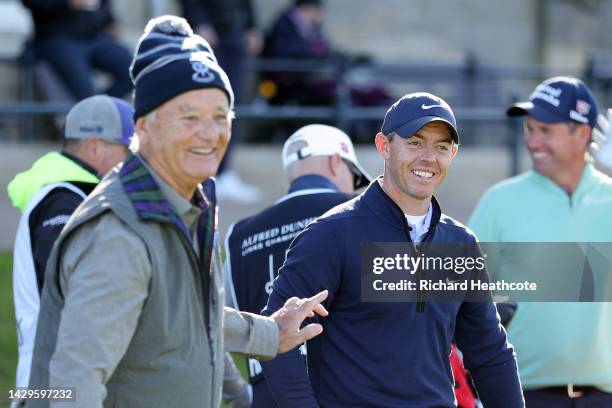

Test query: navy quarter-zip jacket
[262,178,524,408]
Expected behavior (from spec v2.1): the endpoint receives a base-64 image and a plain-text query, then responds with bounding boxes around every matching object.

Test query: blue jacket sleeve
[262,219,341,315]
[454,239,524,407]
[455,301,524,407]
[455,241,524,407]
[261,220,342,407]
[261,349,318,408]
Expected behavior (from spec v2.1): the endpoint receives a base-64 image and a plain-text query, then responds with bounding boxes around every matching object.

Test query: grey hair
[146,110,156,124]
[62,138,85,154]
[130,110,155,153]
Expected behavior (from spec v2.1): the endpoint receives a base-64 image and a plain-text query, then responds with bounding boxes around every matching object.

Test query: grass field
[0,252,17,407]
[0,252,249,407]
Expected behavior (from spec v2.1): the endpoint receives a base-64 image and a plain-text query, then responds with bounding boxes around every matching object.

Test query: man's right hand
[271,290,329,354]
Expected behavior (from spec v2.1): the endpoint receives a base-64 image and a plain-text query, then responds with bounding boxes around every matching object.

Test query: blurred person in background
[7,95,132,393]
[260,0,391,142]
[180,0,263,203]
[225,124,369,407]
[469,76,612,407]
[21,0,132,100]
[262,0,334,106]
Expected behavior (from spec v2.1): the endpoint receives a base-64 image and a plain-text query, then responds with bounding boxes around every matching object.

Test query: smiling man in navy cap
[262,92,524,407]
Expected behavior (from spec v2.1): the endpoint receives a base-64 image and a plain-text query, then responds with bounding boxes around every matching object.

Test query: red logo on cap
[340,142,349,153]
[576,100,591,115]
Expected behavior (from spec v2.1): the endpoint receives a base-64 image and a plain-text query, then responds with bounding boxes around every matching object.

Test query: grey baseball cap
[63,95,134,146]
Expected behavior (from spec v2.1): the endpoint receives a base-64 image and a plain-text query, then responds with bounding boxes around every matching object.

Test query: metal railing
[1,54,610,176]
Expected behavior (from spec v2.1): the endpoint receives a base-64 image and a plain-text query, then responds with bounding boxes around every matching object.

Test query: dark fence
[2,53,611,176]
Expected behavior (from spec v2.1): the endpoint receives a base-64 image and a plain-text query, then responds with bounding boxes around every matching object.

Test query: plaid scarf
[119,153,217,324]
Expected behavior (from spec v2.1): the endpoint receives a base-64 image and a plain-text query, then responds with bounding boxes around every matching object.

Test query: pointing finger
[303,290,328,311]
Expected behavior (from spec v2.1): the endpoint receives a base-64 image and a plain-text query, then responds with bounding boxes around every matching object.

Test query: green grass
[0,252,17,407]
[0,252,248,407]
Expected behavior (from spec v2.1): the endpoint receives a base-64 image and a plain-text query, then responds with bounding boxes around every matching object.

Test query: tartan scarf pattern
[197,178,217,281]
[119,153,218,286]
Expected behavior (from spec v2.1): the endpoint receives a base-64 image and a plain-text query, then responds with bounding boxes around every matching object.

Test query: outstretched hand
[271,290,329,354]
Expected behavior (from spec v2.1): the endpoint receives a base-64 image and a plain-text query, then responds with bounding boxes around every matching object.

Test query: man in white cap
[8,94,133,393]
[225,124,370,407]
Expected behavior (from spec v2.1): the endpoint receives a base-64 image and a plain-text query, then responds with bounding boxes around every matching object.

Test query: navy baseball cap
[381,92,459,143]
[507,76,598,128]
[64,95,134,146]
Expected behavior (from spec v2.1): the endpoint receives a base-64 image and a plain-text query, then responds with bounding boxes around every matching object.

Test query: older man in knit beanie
[24,15,328,408]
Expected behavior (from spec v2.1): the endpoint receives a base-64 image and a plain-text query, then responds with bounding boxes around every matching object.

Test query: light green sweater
[469,163,612,392]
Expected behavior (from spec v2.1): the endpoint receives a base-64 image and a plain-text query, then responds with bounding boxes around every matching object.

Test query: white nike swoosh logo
[422,104,443,110]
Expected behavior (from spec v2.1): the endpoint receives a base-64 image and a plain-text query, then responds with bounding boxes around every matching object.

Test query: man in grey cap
[8,94,133,394]
[25,15,327,408]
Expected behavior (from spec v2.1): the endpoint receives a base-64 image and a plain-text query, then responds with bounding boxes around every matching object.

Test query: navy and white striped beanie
[130,15,234,119]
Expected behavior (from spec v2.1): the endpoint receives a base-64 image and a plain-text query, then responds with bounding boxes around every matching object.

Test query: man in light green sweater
[469,76,612,407]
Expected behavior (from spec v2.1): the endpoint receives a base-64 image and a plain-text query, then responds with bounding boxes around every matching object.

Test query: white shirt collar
[405,203,432,243]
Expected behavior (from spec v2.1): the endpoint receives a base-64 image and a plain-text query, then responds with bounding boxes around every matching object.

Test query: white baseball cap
[282,124,372,189]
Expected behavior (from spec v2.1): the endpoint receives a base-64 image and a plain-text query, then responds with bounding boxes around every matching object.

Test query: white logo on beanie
[191,61,215,83]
